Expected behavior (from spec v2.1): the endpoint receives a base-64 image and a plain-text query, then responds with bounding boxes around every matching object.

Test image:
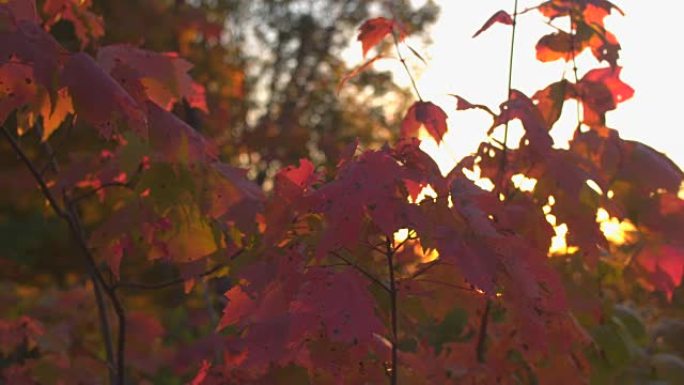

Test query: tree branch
[412,278,476,292]
[410,259,441,279]
[2,125,126,385]
[331,250,390,293]
[500,0,520,190]
[476,299,492,363]
[385,236,398,385]
[391,28,423,102]
[570,7,582,129]
[115,249,243,291]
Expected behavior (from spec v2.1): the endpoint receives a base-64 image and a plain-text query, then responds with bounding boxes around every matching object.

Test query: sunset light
[377,1,684,172]
[382,1,683,256]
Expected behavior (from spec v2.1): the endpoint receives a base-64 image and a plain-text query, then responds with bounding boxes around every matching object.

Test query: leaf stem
[476,299,492,363]
[500,0,520,187]
[332,250,391,293]
[391,28,423,102]
[570,8,582,129]
[115,249,243,291]
[385,236,398,385]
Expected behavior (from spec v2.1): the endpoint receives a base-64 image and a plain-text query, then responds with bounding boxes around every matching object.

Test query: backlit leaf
[401,101,448,143]
[472,10,513,38]
[357,17,403,57]
[62,52,146,137]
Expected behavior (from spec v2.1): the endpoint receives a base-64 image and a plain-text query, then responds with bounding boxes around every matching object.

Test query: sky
[372,0,683,174]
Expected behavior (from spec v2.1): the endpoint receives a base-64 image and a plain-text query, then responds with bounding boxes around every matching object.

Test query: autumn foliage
[1,0,683,384]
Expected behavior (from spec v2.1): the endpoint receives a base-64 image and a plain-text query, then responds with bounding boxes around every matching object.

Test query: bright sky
[380,0,683,174]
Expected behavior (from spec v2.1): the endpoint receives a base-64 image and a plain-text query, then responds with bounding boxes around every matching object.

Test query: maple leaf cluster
[1,1,683,384]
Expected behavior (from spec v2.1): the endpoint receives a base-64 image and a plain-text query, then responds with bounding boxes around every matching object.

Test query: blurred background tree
[92,0,439,185]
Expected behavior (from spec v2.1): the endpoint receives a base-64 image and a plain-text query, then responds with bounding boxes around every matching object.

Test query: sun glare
[511,174,537,192]
[596,208,637,246]
[386,1,684,262]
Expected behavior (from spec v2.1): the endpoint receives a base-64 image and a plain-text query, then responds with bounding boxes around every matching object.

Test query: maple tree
[1,0,684,384]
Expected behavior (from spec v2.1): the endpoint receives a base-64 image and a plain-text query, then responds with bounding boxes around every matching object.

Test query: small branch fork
[331,250,390,293]
[391,28,423,102]
[2,125,126,385]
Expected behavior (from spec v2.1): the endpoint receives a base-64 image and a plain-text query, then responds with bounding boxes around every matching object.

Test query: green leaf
[651,354,684,385]
[612,305,646,342]
[424,307,469,354]
[592,322,631,367]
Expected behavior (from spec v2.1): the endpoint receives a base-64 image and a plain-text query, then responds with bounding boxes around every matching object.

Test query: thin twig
[570,8,582,129]
[412,278,475,292]
[2,127,68,218]
[331,250,390,293]
[480,0,518,366]
[116,263,227,291]
[500,0,520,189]
[115,249,243,291]
[392,231,416,254]
[391,28,423,102]
[39,140,60,176]
[71,161,145,203]
[385,236,398,385]
[64,198,126,385]
[364,240,389,256]
[306,262,351,269]
[410,259,441,279]
[72,181,131,203]
[476,299,492,363]
[2,125,123,385]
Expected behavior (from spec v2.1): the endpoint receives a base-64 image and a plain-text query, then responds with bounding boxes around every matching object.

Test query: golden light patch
[596,208,637,245]
[393,228,411,244]
[549,222,579,255]
[462,166,495,191]
[511,173,537,192]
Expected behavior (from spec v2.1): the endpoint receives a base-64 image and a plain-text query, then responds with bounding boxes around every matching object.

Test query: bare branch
[412,278,476,292]
[331,250,390,293]
[476,299,492,363]
[115,249,243,291]
[2,125,127,385]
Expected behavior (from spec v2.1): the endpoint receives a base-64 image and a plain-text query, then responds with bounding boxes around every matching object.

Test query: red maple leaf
[575,67,633,127]
[0,62,37,123]
[450,94,495,116]
[147,101,215,163]
[635,245,684,301]
[62,53,146,138]
[97,45,208,112]
[532,80,574,128]
[492,90,553,154]
[401,101,449,143]
[0,0,39,23]
[292,269,385,344]
[312,150,418,258]
[357,17,404,57]
[473,10,514,38]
